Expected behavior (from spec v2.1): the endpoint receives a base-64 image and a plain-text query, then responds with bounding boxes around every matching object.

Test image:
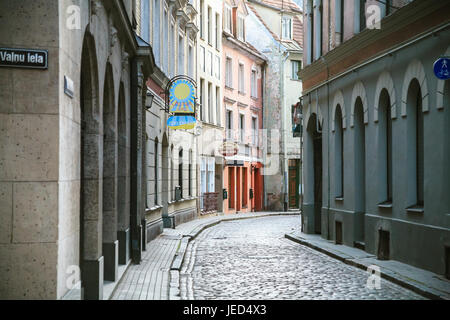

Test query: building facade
[196,0,225,214]
[245,0,303,211]
[222,0,266,214]
[300,0,450,277]
[137,0,199,239]
[0,0,154,299]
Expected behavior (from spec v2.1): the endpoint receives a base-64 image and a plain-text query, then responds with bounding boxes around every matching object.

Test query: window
[153,0,161,65]
[251,69,257,98]
[406,79,424,209]
[226,110,233,140]
[178,148,183,198]
[215,13,220,49]
[237,14,245,41]
[178,34,184,75]
[163,8,168,72]
[200,0,204,38]
[216,86,221,126]
[200,46,205,72]
[335,0,344,45]
[282,17,292,39]
[252,117,258,145]
[224,5,232,33]
[155,138,158,205]
[208,82,213,124]
[200,78,205,121]
[307,0,314,64]
[239,114,245,143]
[225,57,233,88]
[207,6,212,44]
[358,0,367,32]
[291,60,302,80]
[170,21,175,77]
[238,63,245,94]
[188,44,193,77]
[208,51,213,76]
[215,56,220,79]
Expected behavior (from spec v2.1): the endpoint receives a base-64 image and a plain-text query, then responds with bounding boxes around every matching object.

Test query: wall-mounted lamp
[146,90,154,111]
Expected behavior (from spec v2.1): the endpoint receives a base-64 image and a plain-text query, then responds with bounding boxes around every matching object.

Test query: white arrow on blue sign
[433,57,450,80]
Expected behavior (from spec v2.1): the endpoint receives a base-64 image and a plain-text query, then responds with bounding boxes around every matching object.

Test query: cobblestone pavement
[179,216,425,300]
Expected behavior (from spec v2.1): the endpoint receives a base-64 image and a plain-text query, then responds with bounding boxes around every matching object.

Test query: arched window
[378,89,393,204]
[406,79,424,209]
[334,105,344,198]
[155,138,159,205]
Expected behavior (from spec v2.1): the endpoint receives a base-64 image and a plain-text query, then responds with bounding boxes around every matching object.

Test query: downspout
[282,51,290,211]
[320,54,331,240]
[261,62,266,210]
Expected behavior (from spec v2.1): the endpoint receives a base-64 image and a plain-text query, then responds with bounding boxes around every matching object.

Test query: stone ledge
[284,232,450,300]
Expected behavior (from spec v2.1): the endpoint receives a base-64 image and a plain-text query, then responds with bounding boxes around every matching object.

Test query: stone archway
[304,112,322,234]
[102,63,118,282]
[79,31,103,300]
[350,81,368,127]
[401,59,429,116]
[374,71,397,121]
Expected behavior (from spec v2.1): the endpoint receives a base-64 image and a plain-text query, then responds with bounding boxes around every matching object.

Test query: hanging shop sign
[165,76,197,129]
[0,47,48,69]
[218,141,239,157]
[433,56,450,80]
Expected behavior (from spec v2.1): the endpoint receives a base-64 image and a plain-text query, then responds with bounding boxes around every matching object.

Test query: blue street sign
[433,57,450,80]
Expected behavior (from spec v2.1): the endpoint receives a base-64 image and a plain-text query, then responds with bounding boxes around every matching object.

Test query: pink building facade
[222,0,266,214]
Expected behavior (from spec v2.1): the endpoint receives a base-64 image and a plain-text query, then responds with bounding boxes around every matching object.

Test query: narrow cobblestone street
[179,216,425,300]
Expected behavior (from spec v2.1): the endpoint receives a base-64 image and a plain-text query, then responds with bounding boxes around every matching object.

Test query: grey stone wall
[302,30,450,275]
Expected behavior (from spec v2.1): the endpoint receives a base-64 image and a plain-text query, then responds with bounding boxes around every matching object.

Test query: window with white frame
[226,109,233,140]
[215,56,220,80]
[208,51,213,76]
[188,44,193,77]
[178,33,184,75]
[200,46,205,72]
[208,82,213,124]
[252,117,258,146]
[216,86,221,126]
[282,16,292,39]
[200,0,204,38]
[251,69,257,98]
[239,113,245,143]
[291,60,302,80]
[238,63,245,94]
[237,14,245,41]
[207,6,212,45]
[215,13,220,49]
[225,57,233,88]
[224,5,232,33]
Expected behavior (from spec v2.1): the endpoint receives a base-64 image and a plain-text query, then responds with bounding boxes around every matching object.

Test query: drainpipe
[281,51,290,211]
[320,55,331,240]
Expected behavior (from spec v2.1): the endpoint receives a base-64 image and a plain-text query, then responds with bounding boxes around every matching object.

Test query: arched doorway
[117,82,130,265]
[79,32,103,300]
[305,113,322,234]
[102,63,118,282]
[354,97,366,244]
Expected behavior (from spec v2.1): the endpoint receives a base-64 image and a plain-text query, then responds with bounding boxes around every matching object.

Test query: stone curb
[168,212,300,299]
[284,233,447,300]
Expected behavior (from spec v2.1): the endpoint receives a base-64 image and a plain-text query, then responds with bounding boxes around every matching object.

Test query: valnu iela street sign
[433,56,450,80]
[166,76,197,130]
[0,47,48,69]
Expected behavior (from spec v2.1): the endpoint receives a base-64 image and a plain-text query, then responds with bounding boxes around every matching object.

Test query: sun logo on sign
[169,79,196,114]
